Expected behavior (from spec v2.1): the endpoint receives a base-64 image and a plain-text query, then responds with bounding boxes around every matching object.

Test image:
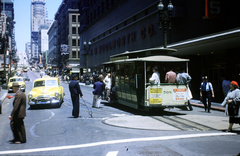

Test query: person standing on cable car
[149,66,160,84]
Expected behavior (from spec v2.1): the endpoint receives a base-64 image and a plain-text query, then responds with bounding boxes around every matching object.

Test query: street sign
[60,44,69,55]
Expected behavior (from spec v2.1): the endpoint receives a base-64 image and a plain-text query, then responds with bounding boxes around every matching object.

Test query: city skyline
[14,0,62,53]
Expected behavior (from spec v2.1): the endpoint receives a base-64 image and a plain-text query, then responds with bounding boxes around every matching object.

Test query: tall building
[54,0,80,73]
[25,42,31,61]
[30,0,52,65]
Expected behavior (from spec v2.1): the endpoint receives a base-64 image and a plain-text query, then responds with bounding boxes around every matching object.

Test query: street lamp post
[158,0,174,48]
[83,41,91,85]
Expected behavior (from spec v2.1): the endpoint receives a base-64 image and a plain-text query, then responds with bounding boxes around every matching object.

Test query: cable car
[103,48,190,111]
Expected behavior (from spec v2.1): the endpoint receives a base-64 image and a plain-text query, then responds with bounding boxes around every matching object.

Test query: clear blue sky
[14,0,63,52]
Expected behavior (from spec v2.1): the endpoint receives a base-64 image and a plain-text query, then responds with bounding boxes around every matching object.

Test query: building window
[134,15,137,21]
[72,15,76,22]
[124,21,127,26]
[145,9,148,16]
[72,51,76,58]
[78,51,80,58]
[101,2,104,13]
[94,9,96,19]
[72,2,76,9]
[72,27,76,34]
[72,39,76,46]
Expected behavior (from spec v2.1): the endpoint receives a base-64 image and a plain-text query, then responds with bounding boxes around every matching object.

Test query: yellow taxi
[8,77,26,92]
[28,77,65,108]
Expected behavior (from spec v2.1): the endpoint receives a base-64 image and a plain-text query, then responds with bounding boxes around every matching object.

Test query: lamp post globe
[168,2,173,11]
[157,0,164,11]
[157,0,173,48]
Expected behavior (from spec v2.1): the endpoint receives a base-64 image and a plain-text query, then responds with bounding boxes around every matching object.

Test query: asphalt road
[0,71,239,156]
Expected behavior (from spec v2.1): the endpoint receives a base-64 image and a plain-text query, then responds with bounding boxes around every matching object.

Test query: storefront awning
[168,28,240,56]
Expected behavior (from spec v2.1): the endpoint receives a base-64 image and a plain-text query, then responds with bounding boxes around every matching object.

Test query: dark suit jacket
[93,81,104,95]
[11,90,26,119]
[69,80,83,96]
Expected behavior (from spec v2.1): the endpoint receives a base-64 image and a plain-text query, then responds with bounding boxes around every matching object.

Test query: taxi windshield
[34,80,58,87]
[16,78,23,82]
[34,80,45,87]
[10,78,16,82]
[45,80,58,87]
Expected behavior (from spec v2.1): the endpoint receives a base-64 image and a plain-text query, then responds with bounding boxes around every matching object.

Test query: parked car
[28,77,65,108]
[8,77,26,92]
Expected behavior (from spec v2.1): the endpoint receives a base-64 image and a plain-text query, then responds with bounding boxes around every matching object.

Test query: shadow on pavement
[101,101,186,116]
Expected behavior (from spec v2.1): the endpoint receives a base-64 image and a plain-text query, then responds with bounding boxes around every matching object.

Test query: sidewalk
[190,99,225,112]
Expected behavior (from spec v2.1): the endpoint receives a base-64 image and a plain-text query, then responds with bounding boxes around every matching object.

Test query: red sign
[205,0,223,19]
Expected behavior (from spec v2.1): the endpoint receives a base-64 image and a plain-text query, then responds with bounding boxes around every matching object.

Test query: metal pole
[86,52,88,77]
[10,55,11,77]
[3,41,6,84]
[164,29,167,48]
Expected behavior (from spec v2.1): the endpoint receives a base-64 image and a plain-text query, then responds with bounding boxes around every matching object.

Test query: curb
[191,102,225,112]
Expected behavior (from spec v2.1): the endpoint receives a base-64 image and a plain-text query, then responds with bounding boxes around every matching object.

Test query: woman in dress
[221,81,240,132]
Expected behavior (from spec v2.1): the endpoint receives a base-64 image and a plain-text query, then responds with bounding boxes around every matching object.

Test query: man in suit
[69,74,83,118]
[92,77,104,108]
[9,82,26,144]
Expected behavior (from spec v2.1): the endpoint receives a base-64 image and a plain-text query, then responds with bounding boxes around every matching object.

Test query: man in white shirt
[149,66,160,84]
[103,73,111,102]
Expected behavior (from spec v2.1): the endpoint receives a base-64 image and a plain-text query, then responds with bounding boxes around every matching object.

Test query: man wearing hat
[8,82,26,144]
[200,76,215,113]
[69,74,83,118]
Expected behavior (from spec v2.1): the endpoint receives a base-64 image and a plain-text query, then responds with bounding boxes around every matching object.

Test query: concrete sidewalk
[190,99,225,112]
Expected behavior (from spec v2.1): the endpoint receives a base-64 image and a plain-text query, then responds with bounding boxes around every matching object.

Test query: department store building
[79,0,240,102]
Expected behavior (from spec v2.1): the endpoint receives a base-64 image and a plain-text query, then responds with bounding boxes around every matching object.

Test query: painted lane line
[106,151,119,156]
[29,110,55,137]
[0,132,236,155]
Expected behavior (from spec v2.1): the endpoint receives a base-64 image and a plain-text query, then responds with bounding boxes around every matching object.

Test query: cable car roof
[103,55,189,65]
[110,48,177,58]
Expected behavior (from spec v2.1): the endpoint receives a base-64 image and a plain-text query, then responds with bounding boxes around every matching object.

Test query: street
[0,71,239,156]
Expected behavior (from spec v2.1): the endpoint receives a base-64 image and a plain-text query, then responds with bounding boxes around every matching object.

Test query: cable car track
[152,116,216,131]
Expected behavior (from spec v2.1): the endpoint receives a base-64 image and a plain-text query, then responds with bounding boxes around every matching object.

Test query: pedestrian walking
[176,68,193,110]
[221,81,240,132]
[104,73,112,102]
[69,74,83,118]
[8,82,27,144]
[149,66,160,84]
[222,77,231,97]
[165,67,176,83]
[200,76,215,113]
[92,77,104,108]
[99,72,105,99]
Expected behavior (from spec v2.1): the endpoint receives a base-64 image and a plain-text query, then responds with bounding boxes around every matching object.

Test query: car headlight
[55,92,59,97]
[29,94,32,98]
[8,85,11,87]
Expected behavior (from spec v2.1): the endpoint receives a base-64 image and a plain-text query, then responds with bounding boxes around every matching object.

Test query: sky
[14,0,63,52]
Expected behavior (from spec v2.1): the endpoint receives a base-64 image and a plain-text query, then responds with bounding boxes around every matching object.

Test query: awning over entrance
[168,28,240,56]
